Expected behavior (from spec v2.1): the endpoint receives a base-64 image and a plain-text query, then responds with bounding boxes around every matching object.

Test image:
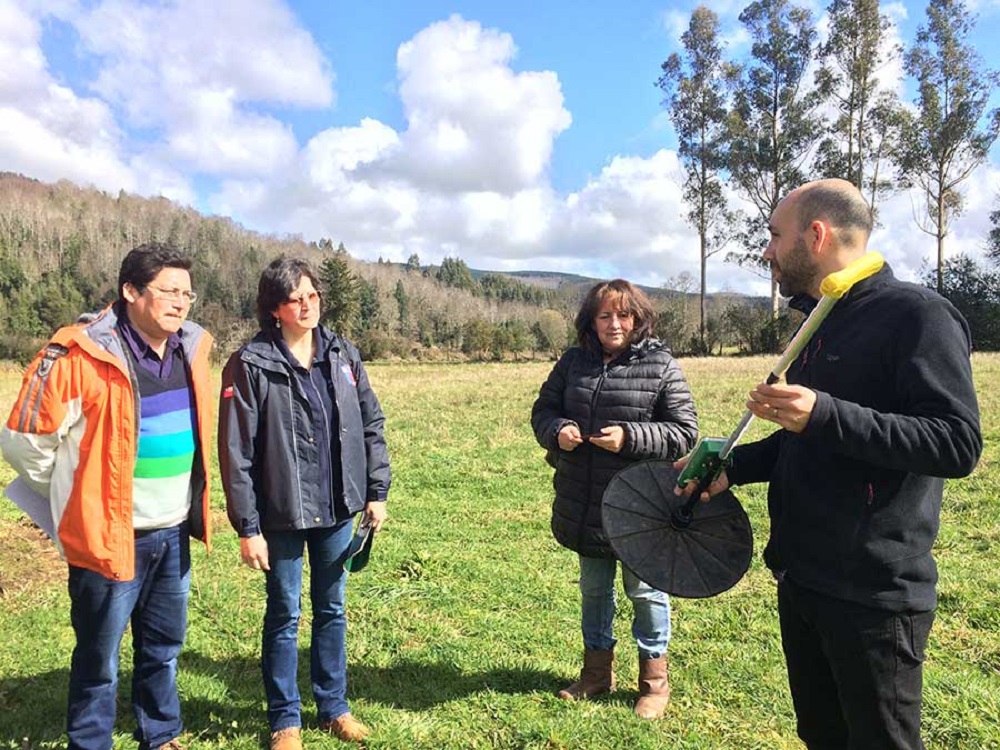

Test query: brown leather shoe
[269,727,302,750]
[634,656,670,719]
[319,713,371,742]
[557,647,615,700]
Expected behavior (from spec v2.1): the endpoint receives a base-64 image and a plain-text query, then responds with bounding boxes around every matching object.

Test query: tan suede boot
[319,713,371,743]
[557,648,615,700]
[634,656,670,719]
[269,727,302,750]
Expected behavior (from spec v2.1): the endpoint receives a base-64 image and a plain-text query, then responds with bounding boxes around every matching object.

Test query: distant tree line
[6,138,1000,362]
[0,172,826,364]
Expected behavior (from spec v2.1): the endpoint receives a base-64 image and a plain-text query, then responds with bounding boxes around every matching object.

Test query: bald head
[788,179,873,250]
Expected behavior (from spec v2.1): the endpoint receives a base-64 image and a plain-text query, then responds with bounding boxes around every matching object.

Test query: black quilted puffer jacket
[531,339,699,558]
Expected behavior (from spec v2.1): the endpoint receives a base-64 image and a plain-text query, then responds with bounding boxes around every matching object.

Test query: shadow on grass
[349,659,565,710]
[182,648,564,709]
[0,668,68,743]
[179,649,565,723]
[0,651,566,744]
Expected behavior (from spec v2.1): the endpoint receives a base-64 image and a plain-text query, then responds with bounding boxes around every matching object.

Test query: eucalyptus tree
[902,0,1000,293]
[813,0,905,213]
[726,0,822,314]
[658,5,737,351]
[989,202,1000,266]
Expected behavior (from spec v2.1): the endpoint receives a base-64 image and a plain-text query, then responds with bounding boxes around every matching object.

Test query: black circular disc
[602,459,753,599]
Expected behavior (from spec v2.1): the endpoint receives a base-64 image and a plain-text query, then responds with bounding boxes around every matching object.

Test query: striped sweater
[132,351,196,530]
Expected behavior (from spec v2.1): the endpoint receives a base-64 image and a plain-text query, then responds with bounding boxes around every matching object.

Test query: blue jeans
[578,555,671,660]
[67,524,191,750]
[262,521,353,731]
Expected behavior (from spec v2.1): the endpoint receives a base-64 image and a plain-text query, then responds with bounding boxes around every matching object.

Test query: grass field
[0,356,998,749]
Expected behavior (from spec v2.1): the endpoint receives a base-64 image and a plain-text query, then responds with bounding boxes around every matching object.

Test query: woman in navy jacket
[219,257,390,748]
[531,279,698,719]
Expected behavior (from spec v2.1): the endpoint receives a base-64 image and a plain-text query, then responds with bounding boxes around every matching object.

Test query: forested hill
[0,173,577,362]
[0,173,764,363]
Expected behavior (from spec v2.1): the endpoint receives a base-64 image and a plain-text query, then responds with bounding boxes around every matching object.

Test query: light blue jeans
[579,555,671,660]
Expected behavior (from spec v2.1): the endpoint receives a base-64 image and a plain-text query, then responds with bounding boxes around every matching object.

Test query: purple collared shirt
[117,304,183,379]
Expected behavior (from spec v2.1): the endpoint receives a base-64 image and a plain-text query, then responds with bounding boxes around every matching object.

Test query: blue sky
[3,0,1000,294]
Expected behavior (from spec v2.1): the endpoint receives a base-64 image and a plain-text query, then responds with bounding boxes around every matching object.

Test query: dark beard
[775,239,818,297]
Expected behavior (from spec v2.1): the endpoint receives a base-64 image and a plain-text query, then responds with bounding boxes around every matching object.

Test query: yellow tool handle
[819,252,884,299]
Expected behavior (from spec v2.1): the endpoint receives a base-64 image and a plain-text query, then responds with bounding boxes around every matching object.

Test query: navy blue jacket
[219,326,390,536]
[532,339,699,558]
[728,265,981,612]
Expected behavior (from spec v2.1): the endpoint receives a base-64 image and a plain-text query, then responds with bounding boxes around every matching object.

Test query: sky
[2,0,1000,296]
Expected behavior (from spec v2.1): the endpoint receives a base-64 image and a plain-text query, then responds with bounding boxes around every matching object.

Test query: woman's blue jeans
[578,555,671,660]
[262,521,353,731]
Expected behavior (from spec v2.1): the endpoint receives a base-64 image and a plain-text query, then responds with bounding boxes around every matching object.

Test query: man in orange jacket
[1,243,214,750]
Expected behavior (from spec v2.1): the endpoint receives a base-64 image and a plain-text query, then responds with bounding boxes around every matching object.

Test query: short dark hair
[796,183,873,244]
[256,257,322,330]
[118,242,193,301]
[575,279,656,352]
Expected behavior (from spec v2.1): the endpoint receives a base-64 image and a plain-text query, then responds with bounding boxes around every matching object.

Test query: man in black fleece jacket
[680,179,982,749]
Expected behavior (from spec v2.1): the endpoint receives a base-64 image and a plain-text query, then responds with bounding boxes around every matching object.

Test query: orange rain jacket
[0,306,214,581]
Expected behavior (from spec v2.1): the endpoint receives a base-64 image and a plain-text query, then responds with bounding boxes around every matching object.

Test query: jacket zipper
[317,352,338,522]
[578,361,609,549]
[285,368,306,528]
[114,334,140,581]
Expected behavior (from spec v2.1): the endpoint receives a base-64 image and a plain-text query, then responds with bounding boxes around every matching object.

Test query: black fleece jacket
[728,265,981,612]
[531,339,699,558]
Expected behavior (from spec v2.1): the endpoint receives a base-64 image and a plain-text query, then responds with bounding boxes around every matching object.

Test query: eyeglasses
[282,291,321,308]
[145,285,198,304]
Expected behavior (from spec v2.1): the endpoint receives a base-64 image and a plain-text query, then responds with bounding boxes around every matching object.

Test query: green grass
[1,356,998,749]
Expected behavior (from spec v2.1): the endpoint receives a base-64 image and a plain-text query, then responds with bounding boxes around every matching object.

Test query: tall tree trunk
[700,229,708,350]
[937,189,946,294]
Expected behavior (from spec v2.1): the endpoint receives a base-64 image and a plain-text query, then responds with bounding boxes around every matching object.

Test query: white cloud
[165,98,298,177]
[371,15,571,194]
[872,166,1000,282]
[306,118,403,186]
[720,24,751,51]
[214,17,574,251]
[126,154,196,205]
[0,0,135,191]
[966,0,1000,12]
[558,151,687,254]
[0,0,48,100]
[0,0,332,193]
[71,0,332,176]
[660,9,690,45]
[79,0,332,110]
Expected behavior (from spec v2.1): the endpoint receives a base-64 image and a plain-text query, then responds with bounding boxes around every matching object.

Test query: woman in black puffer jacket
[531,279,698,719]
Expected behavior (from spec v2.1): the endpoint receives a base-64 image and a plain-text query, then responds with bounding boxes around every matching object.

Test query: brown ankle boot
[557,648,615,700]
[269,727,301,750]
[634,656,670,719]
[319,713,370,742]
